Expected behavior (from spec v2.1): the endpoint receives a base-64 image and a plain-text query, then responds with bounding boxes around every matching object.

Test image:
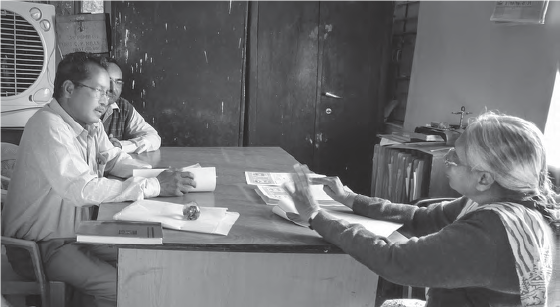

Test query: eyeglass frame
[72,81,111,100]
[110,77,124,86]
[443,147,469,168]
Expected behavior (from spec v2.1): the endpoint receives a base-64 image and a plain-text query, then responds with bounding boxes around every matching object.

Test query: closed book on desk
[76,221,163,245]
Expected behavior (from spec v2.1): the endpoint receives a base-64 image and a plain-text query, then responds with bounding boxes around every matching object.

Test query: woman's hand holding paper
[284,164,320,222]
[309,176,357,209]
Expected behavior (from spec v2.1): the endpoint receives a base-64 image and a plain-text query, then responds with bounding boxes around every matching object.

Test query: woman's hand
[284,164,320,222]
[309,176,357,208]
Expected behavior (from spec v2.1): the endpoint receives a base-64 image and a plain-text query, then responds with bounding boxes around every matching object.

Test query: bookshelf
[370,142,461,202]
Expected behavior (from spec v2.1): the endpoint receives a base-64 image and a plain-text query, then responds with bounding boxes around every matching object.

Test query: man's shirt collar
[48,98,101,138]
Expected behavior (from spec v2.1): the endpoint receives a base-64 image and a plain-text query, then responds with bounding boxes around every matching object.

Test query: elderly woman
[287,112,556,307]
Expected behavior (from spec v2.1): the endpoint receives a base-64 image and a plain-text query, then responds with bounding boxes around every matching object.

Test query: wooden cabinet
[111,1,247,147]
[110,2,394,195]
[247,2,393,195]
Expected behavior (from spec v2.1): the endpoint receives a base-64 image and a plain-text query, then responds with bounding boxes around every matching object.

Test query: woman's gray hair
[463,112,556,214]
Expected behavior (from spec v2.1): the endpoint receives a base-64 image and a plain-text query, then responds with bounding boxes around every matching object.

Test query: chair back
[1,142,18,205]
[1,236,50,306]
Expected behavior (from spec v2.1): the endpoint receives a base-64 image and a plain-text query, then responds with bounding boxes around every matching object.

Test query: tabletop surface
[98,147,345,253]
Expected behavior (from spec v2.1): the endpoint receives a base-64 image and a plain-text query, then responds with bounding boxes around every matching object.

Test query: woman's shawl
[457,199,552,307]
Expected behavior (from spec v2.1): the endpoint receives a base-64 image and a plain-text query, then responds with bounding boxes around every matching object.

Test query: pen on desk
[97,154,107,178]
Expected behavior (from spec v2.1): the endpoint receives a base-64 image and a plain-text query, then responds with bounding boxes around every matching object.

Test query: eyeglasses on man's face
[73,81,111,100]
[110,78,124,86]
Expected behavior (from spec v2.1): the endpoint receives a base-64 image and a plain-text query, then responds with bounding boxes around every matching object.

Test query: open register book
[113,199,239,236]
[273,197,403,238]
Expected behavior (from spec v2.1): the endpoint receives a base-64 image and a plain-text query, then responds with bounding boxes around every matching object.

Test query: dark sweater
[311,196,523,307]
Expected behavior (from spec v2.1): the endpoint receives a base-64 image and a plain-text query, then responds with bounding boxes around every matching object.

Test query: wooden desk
[98,147,378,307]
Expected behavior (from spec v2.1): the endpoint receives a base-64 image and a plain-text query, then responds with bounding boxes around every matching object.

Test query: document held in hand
[273,197,403,238]
[133,166,216,192]
[76,220,163,245]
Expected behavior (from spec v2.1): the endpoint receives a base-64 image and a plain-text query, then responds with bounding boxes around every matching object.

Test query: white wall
[404,1,560,132]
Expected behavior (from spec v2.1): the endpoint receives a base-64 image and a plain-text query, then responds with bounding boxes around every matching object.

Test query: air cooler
[1,1,56,128]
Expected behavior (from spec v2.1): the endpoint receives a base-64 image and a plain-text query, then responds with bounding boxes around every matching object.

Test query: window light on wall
[544,65,560,169]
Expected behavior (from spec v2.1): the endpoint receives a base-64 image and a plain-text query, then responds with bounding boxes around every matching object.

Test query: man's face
[65,64,110,127]
[107,62,123,103]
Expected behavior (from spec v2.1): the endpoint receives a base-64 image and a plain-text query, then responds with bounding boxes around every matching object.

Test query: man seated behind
[101,58,161,154]
[1,52,195,307]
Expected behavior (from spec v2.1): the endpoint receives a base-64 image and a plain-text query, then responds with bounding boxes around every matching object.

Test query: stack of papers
[245,171,343,206]
[113,199,239,236]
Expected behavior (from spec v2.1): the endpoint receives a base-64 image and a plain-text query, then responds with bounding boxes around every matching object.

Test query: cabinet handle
[322,92,342,99]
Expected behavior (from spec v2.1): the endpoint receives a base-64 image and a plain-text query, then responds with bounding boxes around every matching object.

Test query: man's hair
[53,52,107,99]
[101,57,122,71]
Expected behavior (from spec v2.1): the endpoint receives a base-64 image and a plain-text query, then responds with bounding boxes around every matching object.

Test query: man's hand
[133,141,148,154]
[309,176,356,208]
[108,134,122,149]
[284,164,320,222]
[156,168,197,196]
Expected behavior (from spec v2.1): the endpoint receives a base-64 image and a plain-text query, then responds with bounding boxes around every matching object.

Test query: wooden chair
[1,237,68,307]
[1,142,68,307]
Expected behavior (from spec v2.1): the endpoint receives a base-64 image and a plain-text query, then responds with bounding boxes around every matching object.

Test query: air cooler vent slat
[0,65,43,71]
[0,25,37,32]
[0,61,44,66]
[2,36,45,44]
[1,9,45,97]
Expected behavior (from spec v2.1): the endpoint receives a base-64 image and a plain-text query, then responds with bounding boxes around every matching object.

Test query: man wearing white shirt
[2,52,195,307]
[101,58,161,154]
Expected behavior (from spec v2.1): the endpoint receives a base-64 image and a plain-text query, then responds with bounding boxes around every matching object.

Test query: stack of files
[245,171,343,206]
[113,199,239,236]
[371,144,431,203]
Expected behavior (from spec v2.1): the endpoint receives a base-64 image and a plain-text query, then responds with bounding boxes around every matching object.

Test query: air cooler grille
[1,9,45,97]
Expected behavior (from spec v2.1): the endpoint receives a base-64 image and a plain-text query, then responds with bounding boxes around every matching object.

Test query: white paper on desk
[113,199,239,236]
[256,184,342,206]
[273,197,402,237]
[133,166,216,192]
[245,171,327,186]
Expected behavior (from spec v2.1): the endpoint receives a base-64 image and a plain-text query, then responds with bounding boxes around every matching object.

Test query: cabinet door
[248,2,392,195]
[313,1,393,195]
[246,1,319,166]
[111,1,247,146]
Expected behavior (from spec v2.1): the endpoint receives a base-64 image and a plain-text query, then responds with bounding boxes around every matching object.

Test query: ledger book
[76,220,163,244]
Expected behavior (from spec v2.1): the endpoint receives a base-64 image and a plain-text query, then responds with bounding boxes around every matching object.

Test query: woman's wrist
[344,192,357,209]
[308,210,321,229]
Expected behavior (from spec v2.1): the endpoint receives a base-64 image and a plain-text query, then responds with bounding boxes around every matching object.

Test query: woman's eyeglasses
[73,82,111,99]
[444,148,466,168]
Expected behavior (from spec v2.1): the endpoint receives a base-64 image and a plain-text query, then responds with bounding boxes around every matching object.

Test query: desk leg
[118,249,378,307]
